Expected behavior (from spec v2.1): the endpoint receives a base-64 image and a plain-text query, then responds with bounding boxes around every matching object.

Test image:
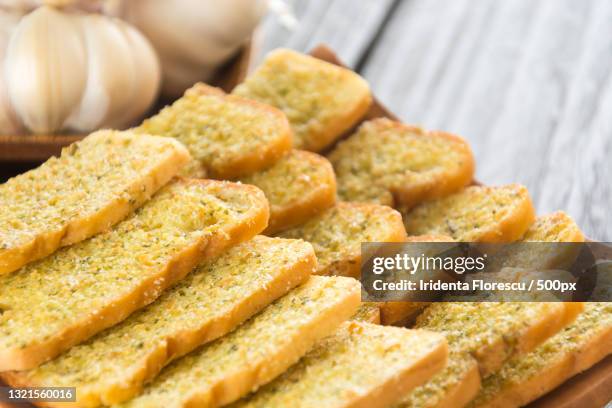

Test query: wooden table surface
[259,0,612,241]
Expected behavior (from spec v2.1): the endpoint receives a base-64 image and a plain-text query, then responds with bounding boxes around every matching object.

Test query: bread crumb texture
[522,211,584,242]
[403,184,535,242]
[279,202,407,276]
[396,351,479,408]
[0,130,189,274]
[233,49,371,152]
[137,83,291,179]
[0,179,266,369]
[233,322,447,408]
[470,302,612,407]
[120,276,360,408]
[416,302,579,377]
[328,118,474,207]
[240,150,336,234]
[398,302,580,408]
[351,302,381,324]
[3,236,314,407]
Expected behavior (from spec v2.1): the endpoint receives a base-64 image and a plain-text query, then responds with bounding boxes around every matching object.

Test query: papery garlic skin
[106,19,159,129]
[65,15,160,131]
[1,5,160,135]
[0,12,22,134]
[5,6,86,134]
[115,0,268,97]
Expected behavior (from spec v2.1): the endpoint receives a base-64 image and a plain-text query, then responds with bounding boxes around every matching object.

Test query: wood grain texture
[261,0,612,240]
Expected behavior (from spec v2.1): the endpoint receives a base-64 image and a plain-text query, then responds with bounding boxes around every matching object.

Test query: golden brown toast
[119,276,361,408]
[233,322,448,408]
[233,49,372,152]
[279,202,408,277]
[0,130,190,275]
[469,302,612,408]
[403,184,535,242]
[351,302,381,324]
[0,179,268,371]
[328,118,474,208]
[239,150,337,235]
[137,83,292,179]
[1,236,314,407]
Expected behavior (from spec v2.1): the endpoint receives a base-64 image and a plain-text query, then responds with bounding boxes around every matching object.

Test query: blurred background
[258,0,612,240]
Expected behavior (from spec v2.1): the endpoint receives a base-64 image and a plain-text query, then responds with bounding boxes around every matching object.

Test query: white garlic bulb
[0,5,160,134]
[111,0,268,97]
[0,12,22,134]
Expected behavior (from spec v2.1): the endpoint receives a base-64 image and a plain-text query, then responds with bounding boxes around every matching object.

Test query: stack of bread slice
[0,47,608,408]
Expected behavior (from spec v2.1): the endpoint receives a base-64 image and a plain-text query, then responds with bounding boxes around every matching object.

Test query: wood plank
[359,0,611,240]
[536,0,612,241]
[259,0,395,68]
[528,355,612,408]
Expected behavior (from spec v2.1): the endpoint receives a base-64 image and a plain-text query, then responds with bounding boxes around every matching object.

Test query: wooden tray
[0,43,253,162]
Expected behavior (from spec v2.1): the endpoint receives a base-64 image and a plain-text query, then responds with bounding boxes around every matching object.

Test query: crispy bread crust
[194,277,361,408]
[471,309,611,407]
[0,180,269,371]
[3,237,314,407]
[469,185,536,243]
[392,129,475,210]
[254,151,337,235]
[234,49,372,152]
[432,362,481,408]
[349,337,448,408]
[321,203,408,278]
[187,84,293,179]
[474,303,584,378]
[0,133,191,275]
[404,184,536,243]
[352,303,382,324]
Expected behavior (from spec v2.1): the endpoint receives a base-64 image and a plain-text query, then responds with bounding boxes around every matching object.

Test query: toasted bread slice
[352,302,381,324]
[380,302,429,326]
[328,118,474,207]
[396,302,584,408]
[0,130,190,275]
[233,49,372,152]
[234,322,448,408]
[522,211,584,242]
[118,276,360,408]
[470,302,612,408]
[379,235,454,326]
[137,83,292,179]
[2,236,313,407]
[483,212,585,280]
[415,302,584,378]
[279,202,408,277]
[403,184,535,242]
[395,352,481,408]
[240,150,337,235]
[0,179,268,371]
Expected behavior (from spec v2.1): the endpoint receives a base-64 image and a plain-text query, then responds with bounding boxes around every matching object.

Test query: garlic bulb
[111,0,268,97]
[1,6,160,134]
[0,12,22,134]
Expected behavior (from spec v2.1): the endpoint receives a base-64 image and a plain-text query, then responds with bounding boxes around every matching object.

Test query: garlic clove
[5,6,86,134]
[102,18,159,129]
[118,0,267,97]
[0,11,23,135]
[66,14,137,131]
